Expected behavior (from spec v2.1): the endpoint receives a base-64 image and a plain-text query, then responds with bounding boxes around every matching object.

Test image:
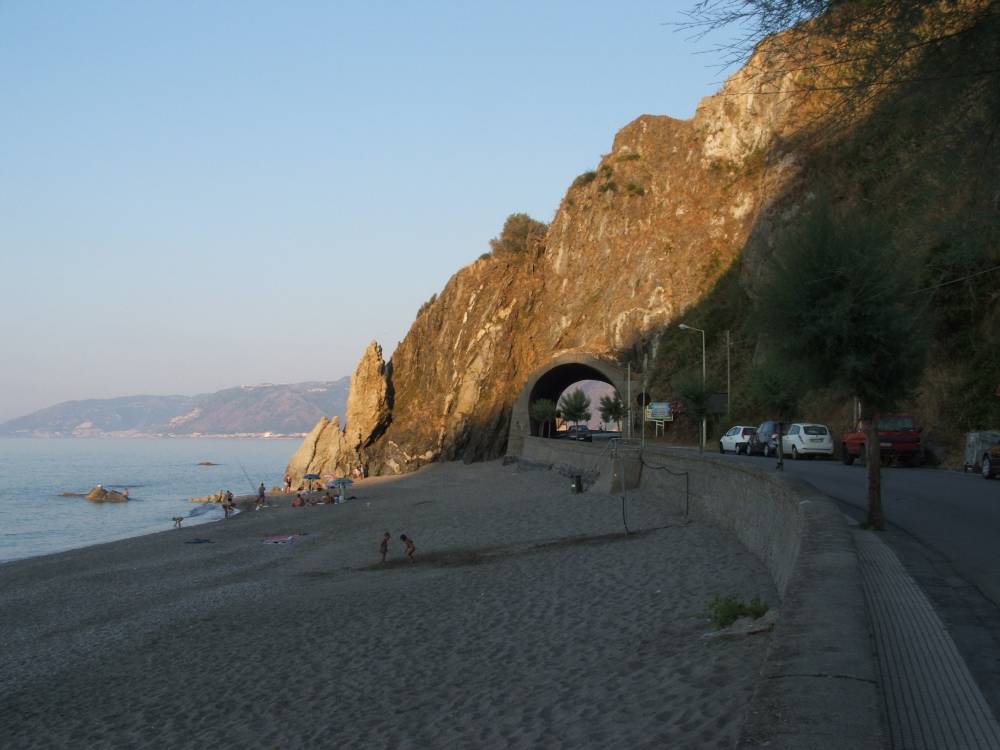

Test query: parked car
[746,421,786,457]
[560,425,593,442]
[963,431,1000,479]
[841,415,922,465]
[983,444,1000,479]
[781,423,834,460]
[719,426,756,454]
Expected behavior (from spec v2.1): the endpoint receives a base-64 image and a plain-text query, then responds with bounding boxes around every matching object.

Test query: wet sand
[0,460,776,749]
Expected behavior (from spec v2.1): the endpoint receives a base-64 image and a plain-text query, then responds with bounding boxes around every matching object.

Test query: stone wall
[512,441,885,748]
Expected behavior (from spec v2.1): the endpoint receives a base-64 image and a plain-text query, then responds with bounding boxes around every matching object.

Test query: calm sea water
[0,437,297,564]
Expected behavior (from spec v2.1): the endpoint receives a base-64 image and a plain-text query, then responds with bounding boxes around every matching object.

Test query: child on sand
[380,532,391,563]
[400,534,416,563]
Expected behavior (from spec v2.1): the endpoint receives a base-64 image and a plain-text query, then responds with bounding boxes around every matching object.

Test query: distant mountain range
[0,379,349,437]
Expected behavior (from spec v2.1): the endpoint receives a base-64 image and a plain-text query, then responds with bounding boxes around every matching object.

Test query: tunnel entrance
[506,353,641,457]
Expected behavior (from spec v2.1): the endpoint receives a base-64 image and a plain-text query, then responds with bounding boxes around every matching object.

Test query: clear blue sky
[0,1,740,421]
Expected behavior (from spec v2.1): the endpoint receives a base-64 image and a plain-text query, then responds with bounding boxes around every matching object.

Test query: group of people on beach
[380,532,416,563]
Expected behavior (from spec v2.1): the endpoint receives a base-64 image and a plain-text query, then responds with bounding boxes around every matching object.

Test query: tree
[756,199,928,528]
[598,392,625,432]
[672,371,715,452]
[489,213,548,256]
[558,388,592,430]
[529,398,557,438]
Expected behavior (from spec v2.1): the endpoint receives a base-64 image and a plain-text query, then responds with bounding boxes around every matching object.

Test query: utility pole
[726,329,731,417]
[678,323,707,453]
[626,362,632,441]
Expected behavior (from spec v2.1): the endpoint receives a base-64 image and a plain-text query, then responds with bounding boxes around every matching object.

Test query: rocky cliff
[288,1,999,480]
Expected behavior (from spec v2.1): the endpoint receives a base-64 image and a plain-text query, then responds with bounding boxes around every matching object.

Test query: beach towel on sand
[262,534,301,544]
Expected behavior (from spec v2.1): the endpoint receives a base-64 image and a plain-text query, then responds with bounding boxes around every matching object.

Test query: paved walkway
[855,529,1000,749]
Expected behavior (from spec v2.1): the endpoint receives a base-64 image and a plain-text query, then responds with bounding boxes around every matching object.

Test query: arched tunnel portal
[505,353,643,458]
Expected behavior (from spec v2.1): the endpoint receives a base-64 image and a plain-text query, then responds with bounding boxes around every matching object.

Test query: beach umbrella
[331,477,354,496]
[303,473,321,480]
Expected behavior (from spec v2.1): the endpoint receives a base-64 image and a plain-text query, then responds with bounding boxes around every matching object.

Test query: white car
[781,423,834,459]
[720,425,756,455]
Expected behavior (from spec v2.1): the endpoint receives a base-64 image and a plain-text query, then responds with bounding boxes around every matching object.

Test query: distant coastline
[2,432,305,439]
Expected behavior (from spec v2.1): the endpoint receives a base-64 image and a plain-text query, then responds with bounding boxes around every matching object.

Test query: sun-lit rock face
[284,24,883,479]
[286,341,394,483]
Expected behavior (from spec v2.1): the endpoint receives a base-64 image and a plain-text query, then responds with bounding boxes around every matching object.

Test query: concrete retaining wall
[519,436,641,493]
[513,440,885,748]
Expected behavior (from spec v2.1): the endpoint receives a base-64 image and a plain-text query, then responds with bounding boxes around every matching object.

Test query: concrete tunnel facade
[505,352,643,458]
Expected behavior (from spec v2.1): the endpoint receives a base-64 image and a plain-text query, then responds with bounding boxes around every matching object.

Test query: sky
[0,1,741,422]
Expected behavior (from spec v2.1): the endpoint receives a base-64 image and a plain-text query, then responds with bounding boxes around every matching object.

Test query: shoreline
[1,460,776,748]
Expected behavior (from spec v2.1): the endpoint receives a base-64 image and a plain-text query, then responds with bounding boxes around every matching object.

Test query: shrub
[706,595,769,629]
[618,152,641,162]
[489,213,548,255]
[625,182,645,196]
[417,293,438,317]
[478,252,490,261]
[597,180,618,194]
[598,164,613,178]
[571,171,597,190]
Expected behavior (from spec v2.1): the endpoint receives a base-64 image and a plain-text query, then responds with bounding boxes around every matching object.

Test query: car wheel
[985,454,995,480]
[791,446,799,460]
[841,446,853,465]
[738,443,746,455]
[762,444,770,458]
[719,442,725,454]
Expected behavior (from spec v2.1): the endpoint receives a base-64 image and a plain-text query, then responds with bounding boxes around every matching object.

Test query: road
[715,451,1000,602]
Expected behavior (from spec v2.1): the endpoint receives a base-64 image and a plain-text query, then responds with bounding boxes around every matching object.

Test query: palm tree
[558,388,592,431]
[598,392,625,432]
[529,398,557,438]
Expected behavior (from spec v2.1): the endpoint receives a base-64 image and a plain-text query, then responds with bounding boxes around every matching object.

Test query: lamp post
[678,323,706,453]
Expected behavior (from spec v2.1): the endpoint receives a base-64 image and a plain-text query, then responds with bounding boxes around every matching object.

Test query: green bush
[571,171,597,190]
[597,180,618,194]
[706,595,769,628]
[618,153,641,162]
[625,181,645,196]
[598,164,613,178]
[489,213,548,255]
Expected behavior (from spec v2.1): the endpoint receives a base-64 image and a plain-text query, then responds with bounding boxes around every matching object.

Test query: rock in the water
[85,486,127,503]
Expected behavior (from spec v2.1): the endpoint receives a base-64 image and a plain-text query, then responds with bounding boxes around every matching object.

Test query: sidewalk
[855,529,1000,749]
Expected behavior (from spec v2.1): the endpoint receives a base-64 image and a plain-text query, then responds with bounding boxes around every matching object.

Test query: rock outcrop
[85,487,127,503]
[287,342,393,482]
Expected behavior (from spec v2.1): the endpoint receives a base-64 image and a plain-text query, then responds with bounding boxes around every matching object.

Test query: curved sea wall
[516,440,885,748]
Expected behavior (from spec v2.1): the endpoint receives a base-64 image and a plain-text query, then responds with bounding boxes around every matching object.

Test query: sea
[0,437,297,564]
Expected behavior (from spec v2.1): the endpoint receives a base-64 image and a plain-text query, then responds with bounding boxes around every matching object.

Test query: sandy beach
[0,460,776,749]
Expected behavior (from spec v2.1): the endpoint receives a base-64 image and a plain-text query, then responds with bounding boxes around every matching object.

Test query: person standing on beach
[379,532,391,563]
[400,534,416,563]
[284,475,292,494]
[258,482,266,505]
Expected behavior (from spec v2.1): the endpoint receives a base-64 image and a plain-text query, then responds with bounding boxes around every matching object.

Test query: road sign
[645,402,672,421]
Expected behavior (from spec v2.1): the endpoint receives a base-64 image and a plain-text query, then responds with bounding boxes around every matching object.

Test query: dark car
[560,425,593,442]
[746,420,786,457]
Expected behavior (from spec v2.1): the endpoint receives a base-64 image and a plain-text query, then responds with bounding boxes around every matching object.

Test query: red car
[841,415,922,465]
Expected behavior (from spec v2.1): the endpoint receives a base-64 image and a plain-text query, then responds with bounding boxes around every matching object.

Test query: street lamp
[678,323,706,453]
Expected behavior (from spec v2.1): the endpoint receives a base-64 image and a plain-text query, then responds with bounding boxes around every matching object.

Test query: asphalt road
[717,451,1000,605]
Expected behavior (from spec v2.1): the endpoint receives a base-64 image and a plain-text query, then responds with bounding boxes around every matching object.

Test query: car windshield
[742,428,755,436]
[803,426,828,436]
[878,416,914,431]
